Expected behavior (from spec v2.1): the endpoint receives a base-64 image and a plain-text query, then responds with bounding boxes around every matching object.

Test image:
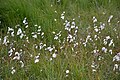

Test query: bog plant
[0,0,120,80]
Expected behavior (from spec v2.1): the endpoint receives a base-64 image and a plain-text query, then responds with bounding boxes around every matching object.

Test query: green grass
[0,0,120,80]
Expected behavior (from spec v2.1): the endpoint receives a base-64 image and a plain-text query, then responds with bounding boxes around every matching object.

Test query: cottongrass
[0,11,120,80]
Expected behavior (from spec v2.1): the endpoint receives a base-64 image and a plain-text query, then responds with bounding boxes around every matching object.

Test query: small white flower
[61,11,65,20]
[92,69,97,72]
[91,61,97,68]
[20,33,24,39]
[7,27,15,37]
[52,31,55,34]
[25,25,28,28]
[83,42,87,47]
[30,54,33,58]
[35,55,39,59]
[35,45,38,49]
[32,34,37,38]
[37,29,41,32]
[23,17,27,24]
[11,69,16,74]
[20,61,24,68]
[86,35,91,40]
[98,56,104,61]
[3,36,8,46]
[65,21,70,27]
[17,28,22,35]
[11,31,14,37]
[50,58,53,61]
[103,39,107,45]
[113,52,120,61]
[94,35,97,39]
[94,28,99,32]
[52,53,57,58]
[71,25,75,29]
[13,48,15,50]
[13,52,20,60]
[34,55,40,63]
[37,32,40,34]
[61,16,65,20]
[100,23,105,30]
[11,67,16,74]
[102,47,105,51]
[113,64,119,71]
[67,34,72,39]
[43,44,46,47]
[34,59,39,63]
[54,10,57,13]
[47,46,54,52]
[102,47,107,53]
[8,27,14,32]
[54,19,57,21]
[109,49,113,54]
[74,42,78,47]
[51,4,53,7]
[34,24,38,26]
[41,32,44,36]
[54,35,58,40]
[66,70,69,74]
[106,36,111,40]
[93,16,97,23]
[13,56,20,60]
[108,39,113,47]
[65,75,68,77]
[8,49,13,56]
[93,49,97,54]
[108,15,113,23]
[15,51,19,55]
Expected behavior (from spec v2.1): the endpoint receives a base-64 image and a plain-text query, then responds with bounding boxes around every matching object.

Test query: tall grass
[0,0,119,28]
[0,0,120,80]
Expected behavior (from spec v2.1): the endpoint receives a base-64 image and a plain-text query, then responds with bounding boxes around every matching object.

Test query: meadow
[0,0,120,80]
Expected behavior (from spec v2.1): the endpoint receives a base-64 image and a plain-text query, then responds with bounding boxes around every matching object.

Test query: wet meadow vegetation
[0,0,120,80]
